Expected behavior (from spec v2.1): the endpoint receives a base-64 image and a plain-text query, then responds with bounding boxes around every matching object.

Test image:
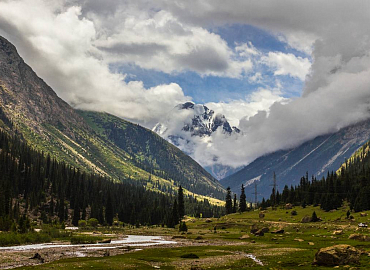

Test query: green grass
[0,232,51,246]
[9,205,370,269]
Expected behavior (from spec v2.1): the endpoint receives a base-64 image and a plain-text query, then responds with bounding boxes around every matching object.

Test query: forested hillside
[0,35,225,201]
[262,140,370,212]
[0,128,224,231]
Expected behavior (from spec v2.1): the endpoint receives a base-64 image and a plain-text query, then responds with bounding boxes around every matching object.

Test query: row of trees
[225,185,248,214]
[0,129,224,231]
[262,143,370,212]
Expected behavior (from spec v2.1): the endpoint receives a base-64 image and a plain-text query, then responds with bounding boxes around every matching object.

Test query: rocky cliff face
[0,36,85,135]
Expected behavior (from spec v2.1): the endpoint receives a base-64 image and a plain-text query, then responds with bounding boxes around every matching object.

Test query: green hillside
[0,35,225,202]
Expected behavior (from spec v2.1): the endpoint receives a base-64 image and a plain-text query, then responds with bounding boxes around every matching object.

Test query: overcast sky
[1,0,370,167]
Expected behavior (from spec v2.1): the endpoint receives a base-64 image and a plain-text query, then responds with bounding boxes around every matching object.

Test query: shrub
[179,222,188,232]
[70,235,100,244]
[87,218,99,228]
[78,220,87,228]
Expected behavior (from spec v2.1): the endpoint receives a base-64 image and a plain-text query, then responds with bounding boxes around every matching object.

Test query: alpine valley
[0,36,226,202]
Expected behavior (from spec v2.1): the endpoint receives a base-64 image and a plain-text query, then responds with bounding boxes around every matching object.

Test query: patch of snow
[286,135,333,172]
[245,175,262,187]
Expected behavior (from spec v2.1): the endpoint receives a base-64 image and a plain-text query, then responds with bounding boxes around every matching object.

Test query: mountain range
[0,36,226,201]
[221,119,370,200]
[152,101,241,180]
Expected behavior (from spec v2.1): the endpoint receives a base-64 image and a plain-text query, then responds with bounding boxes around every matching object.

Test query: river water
[0,235,177,251]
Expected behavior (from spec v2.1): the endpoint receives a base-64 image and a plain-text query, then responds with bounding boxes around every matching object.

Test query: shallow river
[0,235,177,251]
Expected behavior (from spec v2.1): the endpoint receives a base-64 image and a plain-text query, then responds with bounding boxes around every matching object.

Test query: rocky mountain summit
[153,101,241,179]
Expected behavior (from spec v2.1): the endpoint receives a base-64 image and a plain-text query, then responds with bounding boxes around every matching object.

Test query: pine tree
[178,185,185,221]
[311,211,318,222]
[225,187,232,214]
[239,184,247,212]
[105,192,114,226]
[232,194,237,213]
[172,199,179,226]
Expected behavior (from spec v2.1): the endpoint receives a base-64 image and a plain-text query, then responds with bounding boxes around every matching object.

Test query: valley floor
[2,205,370,269]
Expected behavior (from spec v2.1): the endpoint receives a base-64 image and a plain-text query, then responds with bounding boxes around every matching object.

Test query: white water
[0,235,176,251]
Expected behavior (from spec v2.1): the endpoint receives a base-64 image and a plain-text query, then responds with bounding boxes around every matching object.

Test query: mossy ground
[11,205,370,269]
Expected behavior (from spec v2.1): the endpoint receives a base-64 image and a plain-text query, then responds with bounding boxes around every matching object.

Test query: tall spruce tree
[225,187,232,214]
[239,184,247,212]
[178,185,185,221]
[233,194,237,213]
[105,192,114,226]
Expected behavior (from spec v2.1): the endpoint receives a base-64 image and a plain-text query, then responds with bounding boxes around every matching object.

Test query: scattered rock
[251,240,256,243]
[348,234,370,242]
[301,216,312,223]
[195,236,203,240]
[360,213,368,217]
[259,212,265,218]
[308,242,315,246]
[291,210,298,216]
[103,251,110,257]
[205,218,212,223]
[314,244,361,266]
[240,234,250,239]
[333,230,343,235]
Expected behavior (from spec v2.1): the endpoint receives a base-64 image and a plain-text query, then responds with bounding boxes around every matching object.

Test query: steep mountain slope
[221,119,370,199]
[0,36,225,200]
[153,101,241,179]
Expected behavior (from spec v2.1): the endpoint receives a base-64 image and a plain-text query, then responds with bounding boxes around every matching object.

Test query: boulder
[271,229,285,234]
[360,213,368,217]
[301,216,312,223]
[205,218,212,223]
[333,230,343,235]
[348,234,370,242]
[240,234,250,239]
[260,227,269,233]
[314,245,361,266]
[30,253,45,263]
[294,238,304,242]
[254,229,264,236]
[285,203,293,209]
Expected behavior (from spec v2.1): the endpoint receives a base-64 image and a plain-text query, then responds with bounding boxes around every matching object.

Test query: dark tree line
[0,129,224,231]
[263,143,370,212]
[225,184,248,214]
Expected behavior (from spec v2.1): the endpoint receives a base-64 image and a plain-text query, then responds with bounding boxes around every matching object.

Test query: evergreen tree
[178,185,185,221]
[232,194,237,213]
[105,192,114,226]
[172,199,179,226]
[225,187,232,214]
[239,184,247,212]
[311,211,318,222]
